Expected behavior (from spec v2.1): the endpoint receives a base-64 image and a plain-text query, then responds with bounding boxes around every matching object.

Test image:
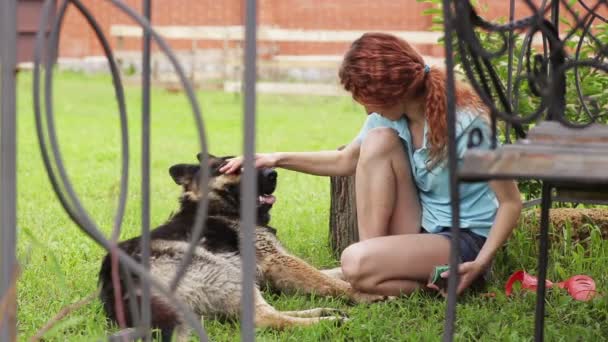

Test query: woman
[220,32,522,297]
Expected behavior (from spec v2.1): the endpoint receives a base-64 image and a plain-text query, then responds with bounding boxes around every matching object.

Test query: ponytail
[423,67,448,166]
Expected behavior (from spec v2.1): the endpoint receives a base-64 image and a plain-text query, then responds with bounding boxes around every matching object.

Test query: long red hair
[339,32,484,165]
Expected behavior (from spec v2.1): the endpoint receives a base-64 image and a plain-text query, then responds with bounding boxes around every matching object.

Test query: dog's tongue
[259,195,276,205]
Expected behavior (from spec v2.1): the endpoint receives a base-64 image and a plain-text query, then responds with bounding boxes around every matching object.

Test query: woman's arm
[429,180,522,296]
[475,179,523,267]
[449,179,522,294]
[274,142,360,176]
[219,141,361,177]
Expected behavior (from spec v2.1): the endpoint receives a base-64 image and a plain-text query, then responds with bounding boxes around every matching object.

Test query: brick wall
[59,0,244,57]
[58,0,434,58]
[260,0,435,56]
[55,0,608,59]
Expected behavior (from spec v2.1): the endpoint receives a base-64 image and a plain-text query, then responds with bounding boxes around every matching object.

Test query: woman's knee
[359,127,401,163]
[340,243,374,291]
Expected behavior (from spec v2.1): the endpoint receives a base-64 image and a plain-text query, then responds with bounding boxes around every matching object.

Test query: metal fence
[0,0,606,341]
[1,0,18,341]
[1,0,256,340]
[443,0,607,341]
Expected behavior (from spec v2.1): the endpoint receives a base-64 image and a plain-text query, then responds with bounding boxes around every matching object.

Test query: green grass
[15,72,608,341]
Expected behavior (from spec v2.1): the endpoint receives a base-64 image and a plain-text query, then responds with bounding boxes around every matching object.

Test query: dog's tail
[98,253,183,340]
[98,252,128,325]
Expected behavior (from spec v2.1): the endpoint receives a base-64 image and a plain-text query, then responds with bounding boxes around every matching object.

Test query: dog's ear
[169,164,199,186]
[196,153,217,163]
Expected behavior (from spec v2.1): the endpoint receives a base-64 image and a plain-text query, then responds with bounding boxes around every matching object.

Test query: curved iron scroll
[32,0,216,339]
[452,0,607,141]
[443,1,607,341]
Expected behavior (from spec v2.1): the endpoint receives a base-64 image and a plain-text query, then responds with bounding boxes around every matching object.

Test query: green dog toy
[430,265,450,290]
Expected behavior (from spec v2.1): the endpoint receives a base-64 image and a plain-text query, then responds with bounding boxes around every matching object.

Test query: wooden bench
[460,121,608,203]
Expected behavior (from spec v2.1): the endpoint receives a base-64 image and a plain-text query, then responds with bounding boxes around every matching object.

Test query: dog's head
[169,153,277,225]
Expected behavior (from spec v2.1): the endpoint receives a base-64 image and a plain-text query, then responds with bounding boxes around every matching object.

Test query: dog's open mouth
[258,194,276,205]
[257,168,277,210]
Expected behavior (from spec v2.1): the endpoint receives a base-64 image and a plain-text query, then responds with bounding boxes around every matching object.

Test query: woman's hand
[427,260,486,296]
[219,153,278,174]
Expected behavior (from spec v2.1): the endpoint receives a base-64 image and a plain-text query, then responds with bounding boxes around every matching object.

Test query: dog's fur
[98,154,382,340]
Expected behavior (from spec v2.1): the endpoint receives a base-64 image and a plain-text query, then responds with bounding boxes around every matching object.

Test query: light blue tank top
[354,108,498,237]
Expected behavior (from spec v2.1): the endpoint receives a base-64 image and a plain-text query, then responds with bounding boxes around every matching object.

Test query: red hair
[339,32,484,165]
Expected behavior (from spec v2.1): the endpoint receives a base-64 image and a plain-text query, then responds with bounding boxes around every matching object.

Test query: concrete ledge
[110,25,443,45]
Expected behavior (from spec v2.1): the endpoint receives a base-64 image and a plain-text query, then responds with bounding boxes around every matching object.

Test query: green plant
[418,0,607,200]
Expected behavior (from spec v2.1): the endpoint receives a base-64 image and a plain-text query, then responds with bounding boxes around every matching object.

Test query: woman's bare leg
[341,234,451,296]
[355,127,421,240]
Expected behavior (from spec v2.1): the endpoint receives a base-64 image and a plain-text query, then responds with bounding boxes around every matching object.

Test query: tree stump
[329,173,359,257]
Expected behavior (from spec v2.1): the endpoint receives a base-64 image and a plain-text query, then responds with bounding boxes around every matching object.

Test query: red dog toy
[505,270,597,301]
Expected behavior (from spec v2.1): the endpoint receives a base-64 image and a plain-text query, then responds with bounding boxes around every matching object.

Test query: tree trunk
[329,173,359,257]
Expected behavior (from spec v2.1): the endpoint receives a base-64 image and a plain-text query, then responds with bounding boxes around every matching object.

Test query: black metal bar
[121,265,143,327]
[45,0,131,329]
[450,2,531,135]
[578,0,608,23]
[551,0,560,29]
[534,182,552,342]
[574,16,601,124]
[104,0,211,299]
[505,0,515,144]
[32,0,209,338]
[442,1,461,341]
[445,0,607,340]
[511,1,548,129]
[241,0,258,340]
[140,0,152,339]
[0,0,18,340]
[548,0,565,122]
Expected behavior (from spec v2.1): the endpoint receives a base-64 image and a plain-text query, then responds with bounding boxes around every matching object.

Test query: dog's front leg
[253,288,346,328]
[260,253,384,304]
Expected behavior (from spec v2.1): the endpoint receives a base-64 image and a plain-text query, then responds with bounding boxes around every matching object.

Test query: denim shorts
[433,227,486,263]
[427,227,490,289]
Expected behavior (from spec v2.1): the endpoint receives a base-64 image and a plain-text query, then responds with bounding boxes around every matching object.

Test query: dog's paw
[351,292,387,304]
[319,314,350,326]
[318,307,349,318]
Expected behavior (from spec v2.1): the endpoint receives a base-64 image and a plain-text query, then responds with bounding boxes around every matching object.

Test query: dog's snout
[259,168,277,195]
[263,168,277,183]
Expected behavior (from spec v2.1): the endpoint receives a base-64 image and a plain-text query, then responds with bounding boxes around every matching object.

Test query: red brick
[56,0,608,58]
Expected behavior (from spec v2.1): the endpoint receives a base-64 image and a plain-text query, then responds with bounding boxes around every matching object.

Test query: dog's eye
[227,183,240,194]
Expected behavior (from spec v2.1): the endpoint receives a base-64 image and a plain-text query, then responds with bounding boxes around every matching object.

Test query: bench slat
[459,144,608,184]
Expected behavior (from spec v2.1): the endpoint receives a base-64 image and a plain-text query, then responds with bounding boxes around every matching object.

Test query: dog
[98,153,383,341]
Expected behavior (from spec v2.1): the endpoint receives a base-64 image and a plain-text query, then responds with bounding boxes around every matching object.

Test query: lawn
[15,71,608,341]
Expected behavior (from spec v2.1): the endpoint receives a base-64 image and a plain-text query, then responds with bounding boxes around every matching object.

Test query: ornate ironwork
[1,0,605,340]
[33,0,210,338]
[0,0,258,338]
[29,0,258,340]
[453,0,607,132]
[443,1,607,341]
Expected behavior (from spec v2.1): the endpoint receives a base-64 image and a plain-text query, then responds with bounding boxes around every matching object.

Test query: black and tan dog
[98,154,383,341]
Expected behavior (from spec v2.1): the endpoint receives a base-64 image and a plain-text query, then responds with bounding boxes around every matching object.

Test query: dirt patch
[521,208,608,245]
